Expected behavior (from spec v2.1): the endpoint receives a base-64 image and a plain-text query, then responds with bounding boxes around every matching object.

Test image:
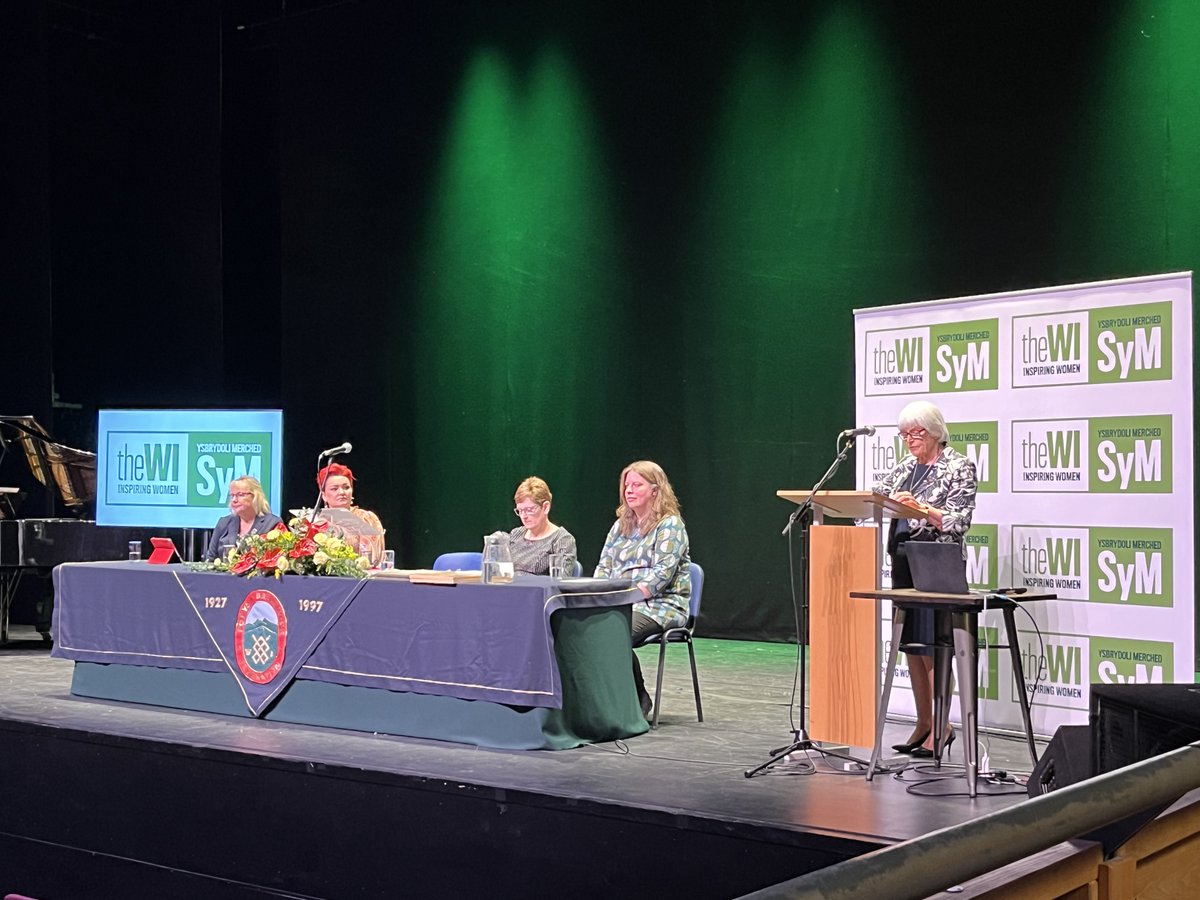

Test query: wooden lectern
[777,489,916,749]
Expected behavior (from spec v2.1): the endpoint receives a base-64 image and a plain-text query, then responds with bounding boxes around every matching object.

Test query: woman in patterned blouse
[506,476,577,575]
[874,400,977,758]
[595,460,692,718]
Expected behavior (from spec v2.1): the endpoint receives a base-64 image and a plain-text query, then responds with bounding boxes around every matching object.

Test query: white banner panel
[854,273,1193,738]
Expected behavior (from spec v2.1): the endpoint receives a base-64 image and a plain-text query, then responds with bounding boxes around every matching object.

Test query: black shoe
[891,730,931,754]
[911,729,955,759]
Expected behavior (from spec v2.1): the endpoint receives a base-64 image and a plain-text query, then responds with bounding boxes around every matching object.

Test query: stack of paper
[373,568,483,585]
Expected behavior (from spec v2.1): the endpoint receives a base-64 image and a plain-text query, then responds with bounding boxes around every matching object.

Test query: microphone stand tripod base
[744,736,852,777]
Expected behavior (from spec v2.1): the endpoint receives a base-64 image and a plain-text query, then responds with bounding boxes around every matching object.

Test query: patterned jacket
[595,514,691,627]
[874,445,978,548]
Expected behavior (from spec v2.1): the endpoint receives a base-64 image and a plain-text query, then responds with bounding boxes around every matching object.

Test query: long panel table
[51,562,647,750]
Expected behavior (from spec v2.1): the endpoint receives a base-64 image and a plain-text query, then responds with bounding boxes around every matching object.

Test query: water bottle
[481,532,514,584]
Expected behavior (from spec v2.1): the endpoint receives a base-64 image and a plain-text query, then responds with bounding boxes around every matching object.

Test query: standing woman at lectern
[874,400,977,758]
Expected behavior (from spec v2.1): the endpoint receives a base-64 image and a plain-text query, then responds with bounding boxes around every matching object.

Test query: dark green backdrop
[3,1,1196,648]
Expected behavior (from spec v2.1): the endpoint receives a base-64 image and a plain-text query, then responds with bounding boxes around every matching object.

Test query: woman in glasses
[203,475,284,561]
[317,463,386,567]
[875,400,977,758]
[506,476,577,575]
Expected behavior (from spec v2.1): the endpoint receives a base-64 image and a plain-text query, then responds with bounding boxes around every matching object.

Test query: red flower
[231,553,258,575]
[289,538,317,559]
[256,547,284,570]
[303,518,329,539]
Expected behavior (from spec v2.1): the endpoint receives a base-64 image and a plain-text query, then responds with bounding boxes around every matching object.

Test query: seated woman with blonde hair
[507,476,577,575]
[595,460,691,718]
[204,476,284,561]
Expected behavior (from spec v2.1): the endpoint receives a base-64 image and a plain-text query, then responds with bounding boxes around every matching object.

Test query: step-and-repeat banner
[854,272,1193,737]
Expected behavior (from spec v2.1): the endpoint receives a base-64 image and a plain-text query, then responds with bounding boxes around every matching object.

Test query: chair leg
[652,639,667,728]
[686,638,703,722]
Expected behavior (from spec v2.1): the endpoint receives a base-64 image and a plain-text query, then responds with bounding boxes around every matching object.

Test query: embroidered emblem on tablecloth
[234,589,288,684]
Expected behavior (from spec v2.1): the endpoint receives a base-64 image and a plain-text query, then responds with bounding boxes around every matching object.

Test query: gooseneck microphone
[838,425,876,440]
[318,441,353,459]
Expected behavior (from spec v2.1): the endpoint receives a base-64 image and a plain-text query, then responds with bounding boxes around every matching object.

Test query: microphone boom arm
[782,432,857,535]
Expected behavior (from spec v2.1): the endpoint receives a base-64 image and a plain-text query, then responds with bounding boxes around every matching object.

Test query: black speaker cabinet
[1090,682,1200,775]
[1025,686,1200,854]
[1027,724,1092,798]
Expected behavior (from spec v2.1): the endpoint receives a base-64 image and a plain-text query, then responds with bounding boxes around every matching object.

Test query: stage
[0,629,1046,898]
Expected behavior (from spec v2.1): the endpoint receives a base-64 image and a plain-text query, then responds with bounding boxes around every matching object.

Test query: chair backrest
[432,551,483,571]
[687,562,704,621]
[572,560,584,577]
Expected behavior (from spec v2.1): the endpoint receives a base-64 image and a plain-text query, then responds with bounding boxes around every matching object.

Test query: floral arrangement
[207,518,369,579]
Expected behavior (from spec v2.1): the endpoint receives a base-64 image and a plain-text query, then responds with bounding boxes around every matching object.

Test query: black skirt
[889,532,935,658]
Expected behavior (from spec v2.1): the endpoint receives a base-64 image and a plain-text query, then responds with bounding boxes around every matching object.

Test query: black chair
[636,562,705,728]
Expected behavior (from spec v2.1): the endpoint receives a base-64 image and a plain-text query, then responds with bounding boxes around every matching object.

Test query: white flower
[313,551,329,566]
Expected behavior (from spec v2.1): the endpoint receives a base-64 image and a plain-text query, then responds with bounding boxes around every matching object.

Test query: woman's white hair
[897,400,949,445]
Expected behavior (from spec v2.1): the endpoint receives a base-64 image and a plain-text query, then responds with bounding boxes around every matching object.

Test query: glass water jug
[481,532,514,584]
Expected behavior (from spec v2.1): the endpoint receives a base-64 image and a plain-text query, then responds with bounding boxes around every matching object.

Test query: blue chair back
[572,560,584,577]
[687,562,704,622]
[433,551,483,571]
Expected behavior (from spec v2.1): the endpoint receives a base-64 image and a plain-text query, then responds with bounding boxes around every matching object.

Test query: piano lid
[0,416,95,512]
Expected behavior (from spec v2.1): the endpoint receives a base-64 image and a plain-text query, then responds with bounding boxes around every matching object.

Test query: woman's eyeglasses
[899,428,927,442]
[229,491,254,500]
[514,505,543,517]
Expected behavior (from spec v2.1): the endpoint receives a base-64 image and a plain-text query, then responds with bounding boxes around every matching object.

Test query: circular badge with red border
[234,588,288,684]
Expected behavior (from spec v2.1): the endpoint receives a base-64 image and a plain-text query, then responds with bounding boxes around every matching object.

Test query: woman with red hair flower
[316,463,386,567]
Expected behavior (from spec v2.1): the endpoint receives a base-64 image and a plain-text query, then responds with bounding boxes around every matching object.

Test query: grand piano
[0,416,186,643]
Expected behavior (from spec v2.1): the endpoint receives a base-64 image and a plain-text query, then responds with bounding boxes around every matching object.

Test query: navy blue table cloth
[50,562,647,748]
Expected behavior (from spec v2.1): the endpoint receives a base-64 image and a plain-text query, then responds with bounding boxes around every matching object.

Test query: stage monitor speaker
[1090,682,1200,775]
[1028,683,1200,855]
[1027,724,1092,798]
[1028,723,1166,854]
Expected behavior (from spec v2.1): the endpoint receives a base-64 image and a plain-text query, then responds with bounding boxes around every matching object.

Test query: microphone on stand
[318,441,353,459]
[838,425,876,440]
[312,442,353,516]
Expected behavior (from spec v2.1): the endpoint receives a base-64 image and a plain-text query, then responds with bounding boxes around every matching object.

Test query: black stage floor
[0,630,1046,899]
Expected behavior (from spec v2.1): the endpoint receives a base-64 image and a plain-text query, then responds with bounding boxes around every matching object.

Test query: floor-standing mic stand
[745,435,862,778]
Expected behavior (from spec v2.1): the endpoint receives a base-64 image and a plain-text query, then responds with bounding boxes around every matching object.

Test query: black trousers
[631,610,665,705]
